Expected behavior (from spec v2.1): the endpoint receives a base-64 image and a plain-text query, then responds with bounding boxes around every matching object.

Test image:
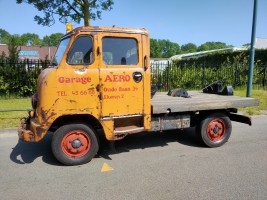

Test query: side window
[102,37,138,65]
[67,36,93,65]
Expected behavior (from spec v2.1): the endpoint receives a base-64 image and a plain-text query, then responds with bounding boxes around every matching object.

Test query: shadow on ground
[98,127,205,160]
[10,128,205,165]
[10,133,60,166]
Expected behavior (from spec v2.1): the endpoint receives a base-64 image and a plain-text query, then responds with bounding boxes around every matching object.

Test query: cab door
[99,33,144,117]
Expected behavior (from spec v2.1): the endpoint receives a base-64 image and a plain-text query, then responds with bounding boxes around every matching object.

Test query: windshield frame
[52,36,71,66]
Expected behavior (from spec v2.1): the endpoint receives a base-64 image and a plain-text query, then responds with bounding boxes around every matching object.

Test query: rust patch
[18,119,35,142]
[43,98,59,117]
[36,126,46,138]
[41,109,47,121]
[69,100,77,103]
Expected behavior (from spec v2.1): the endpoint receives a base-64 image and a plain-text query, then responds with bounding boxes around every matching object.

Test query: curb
[0,128,17,135]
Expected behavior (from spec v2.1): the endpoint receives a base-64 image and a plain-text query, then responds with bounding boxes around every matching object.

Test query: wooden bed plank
[151,92,259,114]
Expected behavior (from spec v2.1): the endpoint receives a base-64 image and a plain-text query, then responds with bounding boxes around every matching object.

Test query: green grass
[0,98,31,129]
[0,89,266,129]
[234,89,267,116]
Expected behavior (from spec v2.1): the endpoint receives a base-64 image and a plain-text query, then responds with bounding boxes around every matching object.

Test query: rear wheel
[197,113,232,147]
[52,124,99,165]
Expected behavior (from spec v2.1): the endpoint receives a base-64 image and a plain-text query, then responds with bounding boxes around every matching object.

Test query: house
[0,44,57,60]
[169,47,248,61]
[169,37,267,61]
[255,38,267,49]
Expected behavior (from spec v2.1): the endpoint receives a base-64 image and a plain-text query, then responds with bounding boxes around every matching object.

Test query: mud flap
[229,113,252,126]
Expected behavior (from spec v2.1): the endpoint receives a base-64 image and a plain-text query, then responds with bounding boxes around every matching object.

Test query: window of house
[67,36,93,65]
[102,37,138,65]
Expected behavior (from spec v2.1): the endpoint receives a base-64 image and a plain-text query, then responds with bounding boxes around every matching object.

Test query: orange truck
[18,25,259,165]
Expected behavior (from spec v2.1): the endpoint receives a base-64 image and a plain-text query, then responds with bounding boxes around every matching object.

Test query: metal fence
[0,59,50,98]
[151,62,267,91]
[0,59,266,98]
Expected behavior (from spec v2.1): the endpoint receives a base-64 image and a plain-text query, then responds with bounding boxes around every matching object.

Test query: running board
[114,126,145,134]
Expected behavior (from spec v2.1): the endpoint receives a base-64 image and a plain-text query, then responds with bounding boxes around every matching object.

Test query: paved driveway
[0,116,266,200]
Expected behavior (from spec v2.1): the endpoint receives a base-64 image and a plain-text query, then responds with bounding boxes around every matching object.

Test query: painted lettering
[103,95,121,99]
[104,87,117,92]
[104,75,131,82]
[119,87,130,92]
[57,91,67,96]
[58,77,92,84]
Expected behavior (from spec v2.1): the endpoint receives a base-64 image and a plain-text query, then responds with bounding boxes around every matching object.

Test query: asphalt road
[0,116,267,200]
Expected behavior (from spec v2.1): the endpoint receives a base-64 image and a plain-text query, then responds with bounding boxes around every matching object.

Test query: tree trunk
[83,0,90,26]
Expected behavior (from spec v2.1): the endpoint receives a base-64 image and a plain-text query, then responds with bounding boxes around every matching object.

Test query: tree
[150,39,161,58]
[0,29,11,44]
[181,43,197,53]
[7,36,20,62]
[197,42,231,52]
[20,33,42,46]
[150,39,180,58]
[16,0,114,26]
[43,33,64,46]
[197,44,209,52]
[159,39,180,58]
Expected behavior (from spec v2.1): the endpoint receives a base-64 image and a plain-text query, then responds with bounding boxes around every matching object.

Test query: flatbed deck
[151,91,259,114]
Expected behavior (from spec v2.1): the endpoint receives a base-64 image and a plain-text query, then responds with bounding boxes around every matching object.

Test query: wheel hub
[207,119,226,141]
[61,130,91,158]
[212,125,220,134]
[71,139,82,149]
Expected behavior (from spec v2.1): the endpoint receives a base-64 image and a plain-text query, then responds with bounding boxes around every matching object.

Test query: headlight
[31,93,38,109]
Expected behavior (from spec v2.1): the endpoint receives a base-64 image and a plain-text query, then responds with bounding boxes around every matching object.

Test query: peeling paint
[75,68,87,75]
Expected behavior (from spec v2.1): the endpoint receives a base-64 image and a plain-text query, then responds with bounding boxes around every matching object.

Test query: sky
[0,0,266,47]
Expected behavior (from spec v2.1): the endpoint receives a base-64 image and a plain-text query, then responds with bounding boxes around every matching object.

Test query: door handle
[133,72,143,83]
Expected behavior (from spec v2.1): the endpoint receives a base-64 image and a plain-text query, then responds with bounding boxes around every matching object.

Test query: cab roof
[64,26,149,37]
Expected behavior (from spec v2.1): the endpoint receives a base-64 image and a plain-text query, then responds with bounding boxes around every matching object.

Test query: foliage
[0,28,64,47]
[20,33,43,46]
[0,29,11,44]
[16,0,114,26]
[151,40,234,57]
[150,39,161,58]
[172,49,267,66]
[7,36,20,62]
[197,42,232,52]
[181,43,197,53]
[150,39,180,58]
[152,50,267,91]
[153,62,266,92]
[42,33,64,46]
[0,58,49,97]
[159,40,181,58]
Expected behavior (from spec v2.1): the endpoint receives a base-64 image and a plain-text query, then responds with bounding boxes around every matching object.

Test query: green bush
[0,59,48,97]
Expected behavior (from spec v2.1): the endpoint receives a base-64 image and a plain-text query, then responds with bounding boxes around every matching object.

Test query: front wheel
[52,124,99,165]
[197,113,232,147]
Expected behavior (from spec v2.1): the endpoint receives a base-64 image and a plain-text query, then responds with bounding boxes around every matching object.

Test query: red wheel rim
[61,130,91,158]
[206,119,226,142]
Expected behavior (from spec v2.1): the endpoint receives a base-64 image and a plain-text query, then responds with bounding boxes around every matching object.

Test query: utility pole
[247,0,258,97]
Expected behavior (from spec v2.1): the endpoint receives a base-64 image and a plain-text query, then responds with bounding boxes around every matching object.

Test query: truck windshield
[52,37,71,65]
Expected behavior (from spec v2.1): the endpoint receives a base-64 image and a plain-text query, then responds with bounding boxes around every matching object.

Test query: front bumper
[18,117,42,142]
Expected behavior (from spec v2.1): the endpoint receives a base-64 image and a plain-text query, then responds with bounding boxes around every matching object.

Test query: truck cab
[19,26,152,165]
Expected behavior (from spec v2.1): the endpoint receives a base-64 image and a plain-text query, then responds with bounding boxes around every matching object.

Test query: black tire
[197,113,232,148]
[52,124,99,165]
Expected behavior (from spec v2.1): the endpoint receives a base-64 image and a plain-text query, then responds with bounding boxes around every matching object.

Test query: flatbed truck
[18,25,259,165]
